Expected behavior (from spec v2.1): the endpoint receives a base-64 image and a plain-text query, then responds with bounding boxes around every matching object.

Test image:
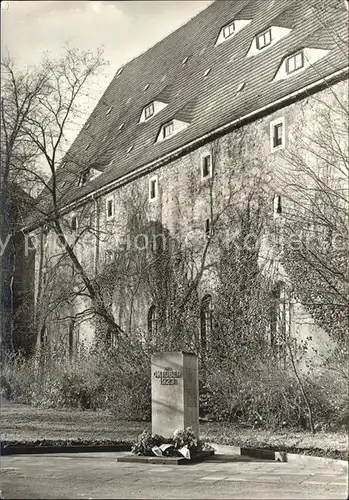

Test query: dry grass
[1,399,347,458]
[200,422,348,458]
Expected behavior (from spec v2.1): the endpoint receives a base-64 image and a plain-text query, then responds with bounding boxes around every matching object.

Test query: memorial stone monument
[151,351,199,438]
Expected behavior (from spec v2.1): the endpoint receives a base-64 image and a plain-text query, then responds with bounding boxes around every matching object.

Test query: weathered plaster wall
[33,79,348,362]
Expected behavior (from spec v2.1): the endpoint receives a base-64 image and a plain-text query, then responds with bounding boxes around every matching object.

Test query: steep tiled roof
[34,0,349,218]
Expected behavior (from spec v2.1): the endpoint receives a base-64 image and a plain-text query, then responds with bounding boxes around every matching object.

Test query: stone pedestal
[151,352,199,438]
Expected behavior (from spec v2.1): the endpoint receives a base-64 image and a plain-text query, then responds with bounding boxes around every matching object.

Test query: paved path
[1,452,348,499]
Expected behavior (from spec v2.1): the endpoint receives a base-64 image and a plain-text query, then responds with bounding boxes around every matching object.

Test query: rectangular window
[270,117,285,151]
[149,176,158,201]
[106,197,114,219]
[79,169,89,186]
[256,28,272,50]
[144,102,154,120]
[205,218,211,237]
[71,215,78,232]
[273,123,283,148]
[286,51,304,74]
[273,195,282,217]
[201,154,212,179]
[163,121,174,139]
[223,22,235,39]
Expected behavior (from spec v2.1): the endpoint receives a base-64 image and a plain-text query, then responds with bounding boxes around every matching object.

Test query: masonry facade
[28,0,348,365]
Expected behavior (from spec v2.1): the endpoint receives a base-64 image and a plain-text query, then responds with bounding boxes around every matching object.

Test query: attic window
[144,83,150,91]
[286,50,304,74]
[84,143,90,151]
[106,107,113,115]
[119,122,125,130]
[61,181,66,188]
[85,123,91,130]
[204,68,211,78]
[116,67,124,76]
[256,28,272,50]
[127,144,134,153]
[144,102,155,120]
[223,21,235,39]
[162,121,174,139]
[182,56,189,65]
[216,19,252,46]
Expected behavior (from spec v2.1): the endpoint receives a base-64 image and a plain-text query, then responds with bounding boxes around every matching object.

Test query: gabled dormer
[273,47,330,81]
[78,167,103,187]
[246,26,292,57]
[156,118,189,143]
[139,100,168,123]
[215,19,252,46]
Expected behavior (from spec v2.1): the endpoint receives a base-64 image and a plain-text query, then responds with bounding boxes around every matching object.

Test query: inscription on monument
[153,367,182,386]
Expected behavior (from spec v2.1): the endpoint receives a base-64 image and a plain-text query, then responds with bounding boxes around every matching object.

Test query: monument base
[117,449,214,465]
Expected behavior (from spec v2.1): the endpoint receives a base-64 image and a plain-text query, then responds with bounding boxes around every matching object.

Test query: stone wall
[32,79,348,364]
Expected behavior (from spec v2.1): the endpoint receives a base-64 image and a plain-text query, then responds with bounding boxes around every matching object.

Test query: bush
[200,358,348,431]
[1,338,151,419]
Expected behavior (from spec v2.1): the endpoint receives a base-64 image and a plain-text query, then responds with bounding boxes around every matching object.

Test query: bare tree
[276,80,348,352]
[1,46,129,351]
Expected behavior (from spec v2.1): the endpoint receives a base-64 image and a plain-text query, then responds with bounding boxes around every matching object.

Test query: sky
[1,0,213,144]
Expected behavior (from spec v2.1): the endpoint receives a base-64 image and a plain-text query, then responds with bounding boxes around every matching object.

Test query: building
[26,0,348,364]
[0,184,36,356]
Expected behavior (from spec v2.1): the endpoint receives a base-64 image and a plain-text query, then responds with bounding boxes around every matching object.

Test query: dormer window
[223,21,235,39]
[246,26,291,58]
[156,119,189,143]
[139,99,167,123]
[216,19,252,46]
[163,121,174,139]
[273,48,329,81]
[256,28,272,50]
[144,102,155,120]
[286,50,304,74]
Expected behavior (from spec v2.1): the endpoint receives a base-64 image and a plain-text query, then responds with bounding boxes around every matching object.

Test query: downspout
[92,193,100,276]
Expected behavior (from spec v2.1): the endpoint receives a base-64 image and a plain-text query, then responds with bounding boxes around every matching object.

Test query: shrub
[1,338,152,419]
[200,358,348,431]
